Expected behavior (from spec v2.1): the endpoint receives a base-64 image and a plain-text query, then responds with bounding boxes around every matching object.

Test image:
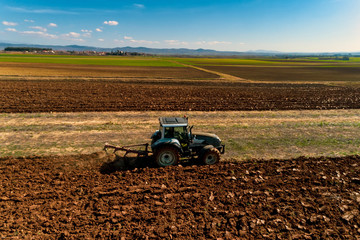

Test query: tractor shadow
[100,153,202,174]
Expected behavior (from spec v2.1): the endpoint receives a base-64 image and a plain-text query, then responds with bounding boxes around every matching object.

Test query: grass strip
[1,110,360,160]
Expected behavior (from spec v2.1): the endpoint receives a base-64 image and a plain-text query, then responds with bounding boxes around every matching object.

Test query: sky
[0,0,359,52]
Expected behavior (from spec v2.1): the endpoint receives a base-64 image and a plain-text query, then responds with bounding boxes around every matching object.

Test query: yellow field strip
[1,110,360,160]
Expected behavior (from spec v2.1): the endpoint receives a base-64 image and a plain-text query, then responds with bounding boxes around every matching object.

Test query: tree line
[4,47,52,52]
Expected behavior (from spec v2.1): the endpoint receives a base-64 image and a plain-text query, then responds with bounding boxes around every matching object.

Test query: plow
[103,117,225,168]
[103,143,151,161]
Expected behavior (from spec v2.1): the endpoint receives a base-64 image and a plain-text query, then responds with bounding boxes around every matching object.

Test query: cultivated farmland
[174,57,360,83]
[1,153,359,239]
[1,54,359,239]
[1,81,360,112]
[1,55,360,112]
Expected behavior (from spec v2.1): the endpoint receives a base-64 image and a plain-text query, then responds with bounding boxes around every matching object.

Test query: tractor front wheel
[201,148,220,165]
[154,146,180,167]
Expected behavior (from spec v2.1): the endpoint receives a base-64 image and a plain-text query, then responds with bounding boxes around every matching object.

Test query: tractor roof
[159,117,188,127]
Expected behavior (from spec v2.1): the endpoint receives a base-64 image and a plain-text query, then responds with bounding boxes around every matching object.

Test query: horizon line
[0,41,359,54]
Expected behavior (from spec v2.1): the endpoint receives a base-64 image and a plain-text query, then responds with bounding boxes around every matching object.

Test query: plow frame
[103,143,151,160]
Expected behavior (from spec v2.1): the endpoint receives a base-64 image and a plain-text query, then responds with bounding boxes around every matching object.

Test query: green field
[170,58,281,66]
[0,54,183,67]
[1,54,360,68]
[1,53,360,83]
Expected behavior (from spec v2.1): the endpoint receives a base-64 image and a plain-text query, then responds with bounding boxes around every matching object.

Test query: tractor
[104,117,225,167]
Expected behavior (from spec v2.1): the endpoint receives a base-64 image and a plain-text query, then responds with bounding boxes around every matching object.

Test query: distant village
[1,47,150,56]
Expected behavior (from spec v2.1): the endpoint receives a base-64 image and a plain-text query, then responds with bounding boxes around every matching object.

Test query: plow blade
[103,143,151,159]
[102,143,152,171]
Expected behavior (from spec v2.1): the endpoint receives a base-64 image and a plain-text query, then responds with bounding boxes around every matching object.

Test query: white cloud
[96,28,103,32]
[195,41,205,45]
[134,4,145,9]
[130,39,159,44]
[6,28,17,32]
[98,39,105,42]
[21,31,58,39]
[63,32,81,38]
[48,23,57,27]
[70,38,85,42]
[4,26,58,39]
[165,40,177,43]
[114,39,124,43]
[24,19,35,23]
[29,26,47,32]
[81,30,92,37]
[62,33,85,42]
[104,21,118,26]
[124,36,159,45]
[195,40,232,46]
[164,40,189,46]
[2,21,18,26]
[207,41,232,45]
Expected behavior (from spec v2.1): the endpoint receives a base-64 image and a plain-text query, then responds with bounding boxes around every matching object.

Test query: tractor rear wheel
[154,146,180,167]
[201,148,220,165]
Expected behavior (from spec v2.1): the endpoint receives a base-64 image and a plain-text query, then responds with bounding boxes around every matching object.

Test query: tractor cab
[151,117,192,145]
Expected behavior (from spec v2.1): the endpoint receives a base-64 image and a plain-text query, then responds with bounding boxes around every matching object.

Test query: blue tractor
[150,117,225,167]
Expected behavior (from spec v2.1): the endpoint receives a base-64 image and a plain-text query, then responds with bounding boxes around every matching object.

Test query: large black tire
[201,148,220,165]
[154,146,180,167]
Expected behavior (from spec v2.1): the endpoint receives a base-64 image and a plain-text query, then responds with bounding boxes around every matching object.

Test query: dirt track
[1,81,360,112]
[0,153,359,239]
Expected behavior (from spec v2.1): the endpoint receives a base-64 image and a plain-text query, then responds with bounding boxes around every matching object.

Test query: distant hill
[0,42,359,57]
[0,42,279,56]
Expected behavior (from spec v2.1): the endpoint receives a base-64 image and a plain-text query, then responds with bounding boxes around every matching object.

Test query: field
[174,57,360,83]
[0,54,360,239]
[2,54,360,84]
[1,154,359,239]
[0,54,184,67]
[1,54,360,113]
[0,62,215,79]
[2,110,360,159]
[1,81,360,113]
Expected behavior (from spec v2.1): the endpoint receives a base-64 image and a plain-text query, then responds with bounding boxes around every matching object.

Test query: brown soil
[1,80,360,112]
[0,153,359,239]
[202,65,360,82]
[0,62,217,79]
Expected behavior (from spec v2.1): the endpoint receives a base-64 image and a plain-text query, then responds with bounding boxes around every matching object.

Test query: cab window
[164,127,187,140]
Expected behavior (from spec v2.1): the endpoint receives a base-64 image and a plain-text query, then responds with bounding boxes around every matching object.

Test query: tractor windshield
[164,126,188,141]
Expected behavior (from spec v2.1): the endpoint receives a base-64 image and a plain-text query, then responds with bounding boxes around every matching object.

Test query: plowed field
[201,65,360,82]
[1,153,359,239]
[1,81,360,112]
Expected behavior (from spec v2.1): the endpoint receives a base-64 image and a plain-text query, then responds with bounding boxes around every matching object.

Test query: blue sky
[1,0,359,52]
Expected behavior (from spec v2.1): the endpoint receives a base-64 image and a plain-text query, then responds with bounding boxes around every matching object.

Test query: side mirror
[189,126,194,140]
